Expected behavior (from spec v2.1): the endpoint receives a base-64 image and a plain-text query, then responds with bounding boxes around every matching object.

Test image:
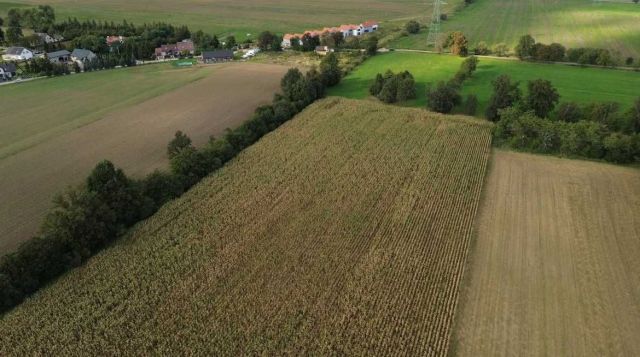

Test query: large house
[2,47,34,61]
[0,63,17,81]
[202,50,234,63]
[71,49,97,70]
[282,20,378,48]
[154,39,195,59]
[46,50,71,63]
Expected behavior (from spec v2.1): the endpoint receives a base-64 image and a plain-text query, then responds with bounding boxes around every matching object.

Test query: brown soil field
[0,63,288,254]
[0,98,493,355]
[453,150,640,356]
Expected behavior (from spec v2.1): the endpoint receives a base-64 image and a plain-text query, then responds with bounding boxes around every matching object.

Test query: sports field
[328,51,640,115]
[392,0,640,58]
[0,98,493,355]
[0,62,288,253]
[453,150,640,356]
[0,0,455,37]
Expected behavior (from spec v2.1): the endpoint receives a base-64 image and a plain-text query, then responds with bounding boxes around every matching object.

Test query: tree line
[0,53,344,314]
[515,35,624,67]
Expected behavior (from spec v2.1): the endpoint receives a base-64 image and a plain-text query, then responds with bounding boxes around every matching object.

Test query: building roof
[362,20,379,27]
[4,47,28,55]
[202,50,234,60]
[106,36,126,45]
[47,50,71,58]
[0,63,17,72]
[71,48,95,59]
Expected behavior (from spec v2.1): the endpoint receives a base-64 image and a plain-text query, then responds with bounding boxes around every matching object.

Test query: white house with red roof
[282,20,378,48]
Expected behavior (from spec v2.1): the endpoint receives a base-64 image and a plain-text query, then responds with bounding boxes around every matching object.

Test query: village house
[0,63,17,81]
[202,50,234,63]
[46,50,71,63]
[71,49,97,70]
[282,20,378,49]
[2,47,34,61]
[154,39,195,59]
[35,33,63,44]
[106,36,126,46]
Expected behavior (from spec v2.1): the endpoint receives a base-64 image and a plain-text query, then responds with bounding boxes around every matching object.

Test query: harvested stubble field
[453,150,640,356]
[0,97,493,355]
[0,62,288,253]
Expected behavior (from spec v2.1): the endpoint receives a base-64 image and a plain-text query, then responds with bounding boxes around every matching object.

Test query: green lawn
[0,63,216,159]
[328,51,640,116]
[391,0,640,58]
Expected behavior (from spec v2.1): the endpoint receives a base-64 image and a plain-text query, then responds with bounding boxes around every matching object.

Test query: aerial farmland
[0,0,639,355]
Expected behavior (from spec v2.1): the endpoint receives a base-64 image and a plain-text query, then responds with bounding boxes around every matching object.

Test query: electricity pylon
[426,0,445,48]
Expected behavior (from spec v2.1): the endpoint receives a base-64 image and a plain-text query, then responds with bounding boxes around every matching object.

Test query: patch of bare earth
[0,63,289,253]
[453,150,640,356]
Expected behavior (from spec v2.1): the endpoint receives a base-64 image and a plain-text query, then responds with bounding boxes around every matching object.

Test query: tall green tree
[515,34,536,59]
[485,74,521,121]
[6,9,23,45]
[426,81,461,113]
[225,35,237,49]
[524,79,560,118]
[319,52,341,86]
[167,130,193,159]
[628,97,640,133]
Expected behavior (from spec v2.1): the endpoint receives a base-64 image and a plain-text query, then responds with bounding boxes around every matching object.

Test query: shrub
[473,41,490,55]
[463,94,479,116]
[370,70,416,103]
[405,20,420,34]
[167,130,193,159]
[426,81,461,113]
[555,102,583,123]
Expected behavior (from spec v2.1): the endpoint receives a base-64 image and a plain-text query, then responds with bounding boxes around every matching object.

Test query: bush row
[0,54,343,314]
[495,107,640,163]
[426,56,479,114]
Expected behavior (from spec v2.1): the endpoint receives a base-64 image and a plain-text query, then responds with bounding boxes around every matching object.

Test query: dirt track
[0,63,288,253]
[453,150,640,356]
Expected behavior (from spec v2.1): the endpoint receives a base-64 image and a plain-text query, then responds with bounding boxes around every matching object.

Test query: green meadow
[391,0,640,58]
[328,51,640,116]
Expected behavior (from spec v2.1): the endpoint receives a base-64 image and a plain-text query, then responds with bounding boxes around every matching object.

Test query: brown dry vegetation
[0,98,493,355]
[0,63,288,253]
[453,150,640,356]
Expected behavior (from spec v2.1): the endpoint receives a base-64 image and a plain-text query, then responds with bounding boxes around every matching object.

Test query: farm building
[315,46,334,55]
[2,47,34,61]
[202,50,234,63]
[46,50,71,63]
[155,40,195,59]
[282,20,378,48]
[0,63,17,81]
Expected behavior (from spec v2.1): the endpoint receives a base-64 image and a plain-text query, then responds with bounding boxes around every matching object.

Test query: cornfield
[0,97,493,355]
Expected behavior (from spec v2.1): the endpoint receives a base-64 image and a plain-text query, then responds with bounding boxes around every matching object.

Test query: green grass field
[0,0,439,37]
[328,51,640,116]
[391,0,640,58]
[0,63,216,159]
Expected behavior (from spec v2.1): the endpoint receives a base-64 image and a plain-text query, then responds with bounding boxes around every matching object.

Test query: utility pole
[426,0,443,48]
